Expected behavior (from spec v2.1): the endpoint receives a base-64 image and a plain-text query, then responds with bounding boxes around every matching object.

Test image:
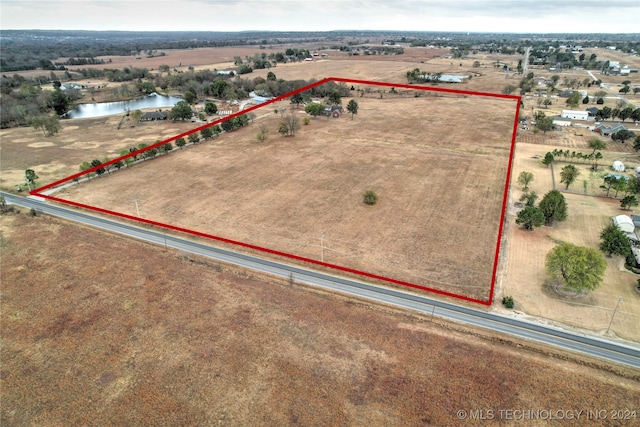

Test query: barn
[561,110,588,121]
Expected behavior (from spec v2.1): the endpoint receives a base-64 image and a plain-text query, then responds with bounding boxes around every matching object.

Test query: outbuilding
[561,110,588,121]
[612,215,635,234]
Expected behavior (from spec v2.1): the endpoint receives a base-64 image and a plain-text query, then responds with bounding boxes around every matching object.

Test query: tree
[327,91,342,105]
[502,85,517,95]
[305,102,324,117]
[285,112,300,136]
[612,177,628,198]
[601,174,620,197]
[130,109,142,123]
[560,164,579,189]
[542,152,555,167]
[519,191,538,207]
[278,122,289,136]
[515,206,545,230]
[621,195,638,210]
[257,124,268,143]
[188,133,200,144]
[566,91,581,108]
[619,107,634,122]
[140,81,156,94]
[184,89,197,104]
[200,127,214,140]
[25,169,38,188]
[517,171,534,191]
[536,115,554,133]
[582,95,589,104]
[90,159,105,176]
[175,137,186,148]
[50,88,70,116]
[546,243,606,293]
[346,99,359,120]
[30,115,61,136]
[611,129,635,144]
[290,92,303,108]
[171,100,193,121]
[539,189,568,225]
[204,102,218,115]
[599,223,632,258]
[363,190,378,205]
[266,71,276,81]
[588,138,606,155]
[502,296,514,308]
[161,142,173,153]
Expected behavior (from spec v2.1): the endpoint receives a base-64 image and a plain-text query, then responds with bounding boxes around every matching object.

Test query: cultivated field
[2,213,638,426]
[55,93,517,301]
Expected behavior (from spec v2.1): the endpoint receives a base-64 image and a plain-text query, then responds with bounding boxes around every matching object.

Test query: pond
[63,93,183,119]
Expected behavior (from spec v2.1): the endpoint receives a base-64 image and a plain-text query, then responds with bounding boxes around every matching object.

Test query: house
[140,111,168,121]
[561,110,588,121]
[586,107,600,117]
[323,105,344,117]
[60,83,82,91]
[557,90,575,98]
[533,77,548,86]
[552,116,572,127]
[594,123,627,136]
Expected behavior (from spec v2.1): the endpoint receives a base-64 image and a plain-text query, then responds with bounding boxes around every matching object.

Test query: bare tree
[285,111,300,136]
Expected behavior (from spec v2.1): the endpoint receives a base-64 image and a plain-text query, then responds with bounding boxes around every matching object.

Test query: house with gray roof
[140,111,169,121]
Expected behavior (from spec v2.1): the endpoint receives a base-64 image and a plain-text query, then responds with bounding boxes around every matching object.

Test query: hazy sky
[1,0,639,33]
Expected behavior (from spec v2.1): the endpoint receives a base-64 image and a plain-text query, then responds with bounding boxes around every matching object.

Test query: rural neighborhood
[1,4,639,424]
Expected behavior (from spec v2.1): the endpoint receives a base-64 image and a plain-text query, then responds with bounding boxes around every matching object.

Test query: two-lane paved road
[3,192,640,368]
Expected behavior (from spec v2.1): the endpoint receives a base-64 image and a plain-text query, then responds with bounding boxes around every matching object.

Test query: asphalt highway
[3,192,640,369]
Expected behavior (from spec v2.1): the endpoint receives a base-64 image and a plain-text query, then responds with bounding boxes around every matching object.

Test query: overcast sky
[1,0,639,33]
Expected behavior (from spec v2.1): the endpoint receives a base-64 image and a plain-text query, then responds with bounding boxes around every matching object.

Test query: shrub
[502,296,514,309]
[29,208,37,217]
[303,117,310,125]
[363,190,378,205]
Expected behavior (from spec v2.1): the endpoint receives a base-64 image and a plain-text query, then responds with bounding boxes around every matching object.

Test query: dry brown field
[53,93,516,302]
[2,213,639,426]
[3,42,640,343]
[0,115,200,191]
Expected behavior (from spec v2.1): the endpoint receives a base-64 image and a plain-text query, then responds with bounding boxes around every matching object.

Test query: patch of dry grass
[1,213,639,426]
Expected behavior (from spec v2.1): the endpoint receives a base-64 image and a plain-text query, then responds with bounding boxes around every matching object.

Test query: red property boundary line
[33,78,521,306]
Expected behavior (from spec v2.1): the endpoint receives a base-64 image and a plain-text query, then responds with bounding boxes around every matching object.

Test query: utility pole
[606,297,623,335]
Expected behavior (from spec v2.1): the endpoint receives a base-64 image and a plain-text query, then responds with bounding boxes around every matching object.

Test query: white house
[552,117,572,127]
[561,110,588,121]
